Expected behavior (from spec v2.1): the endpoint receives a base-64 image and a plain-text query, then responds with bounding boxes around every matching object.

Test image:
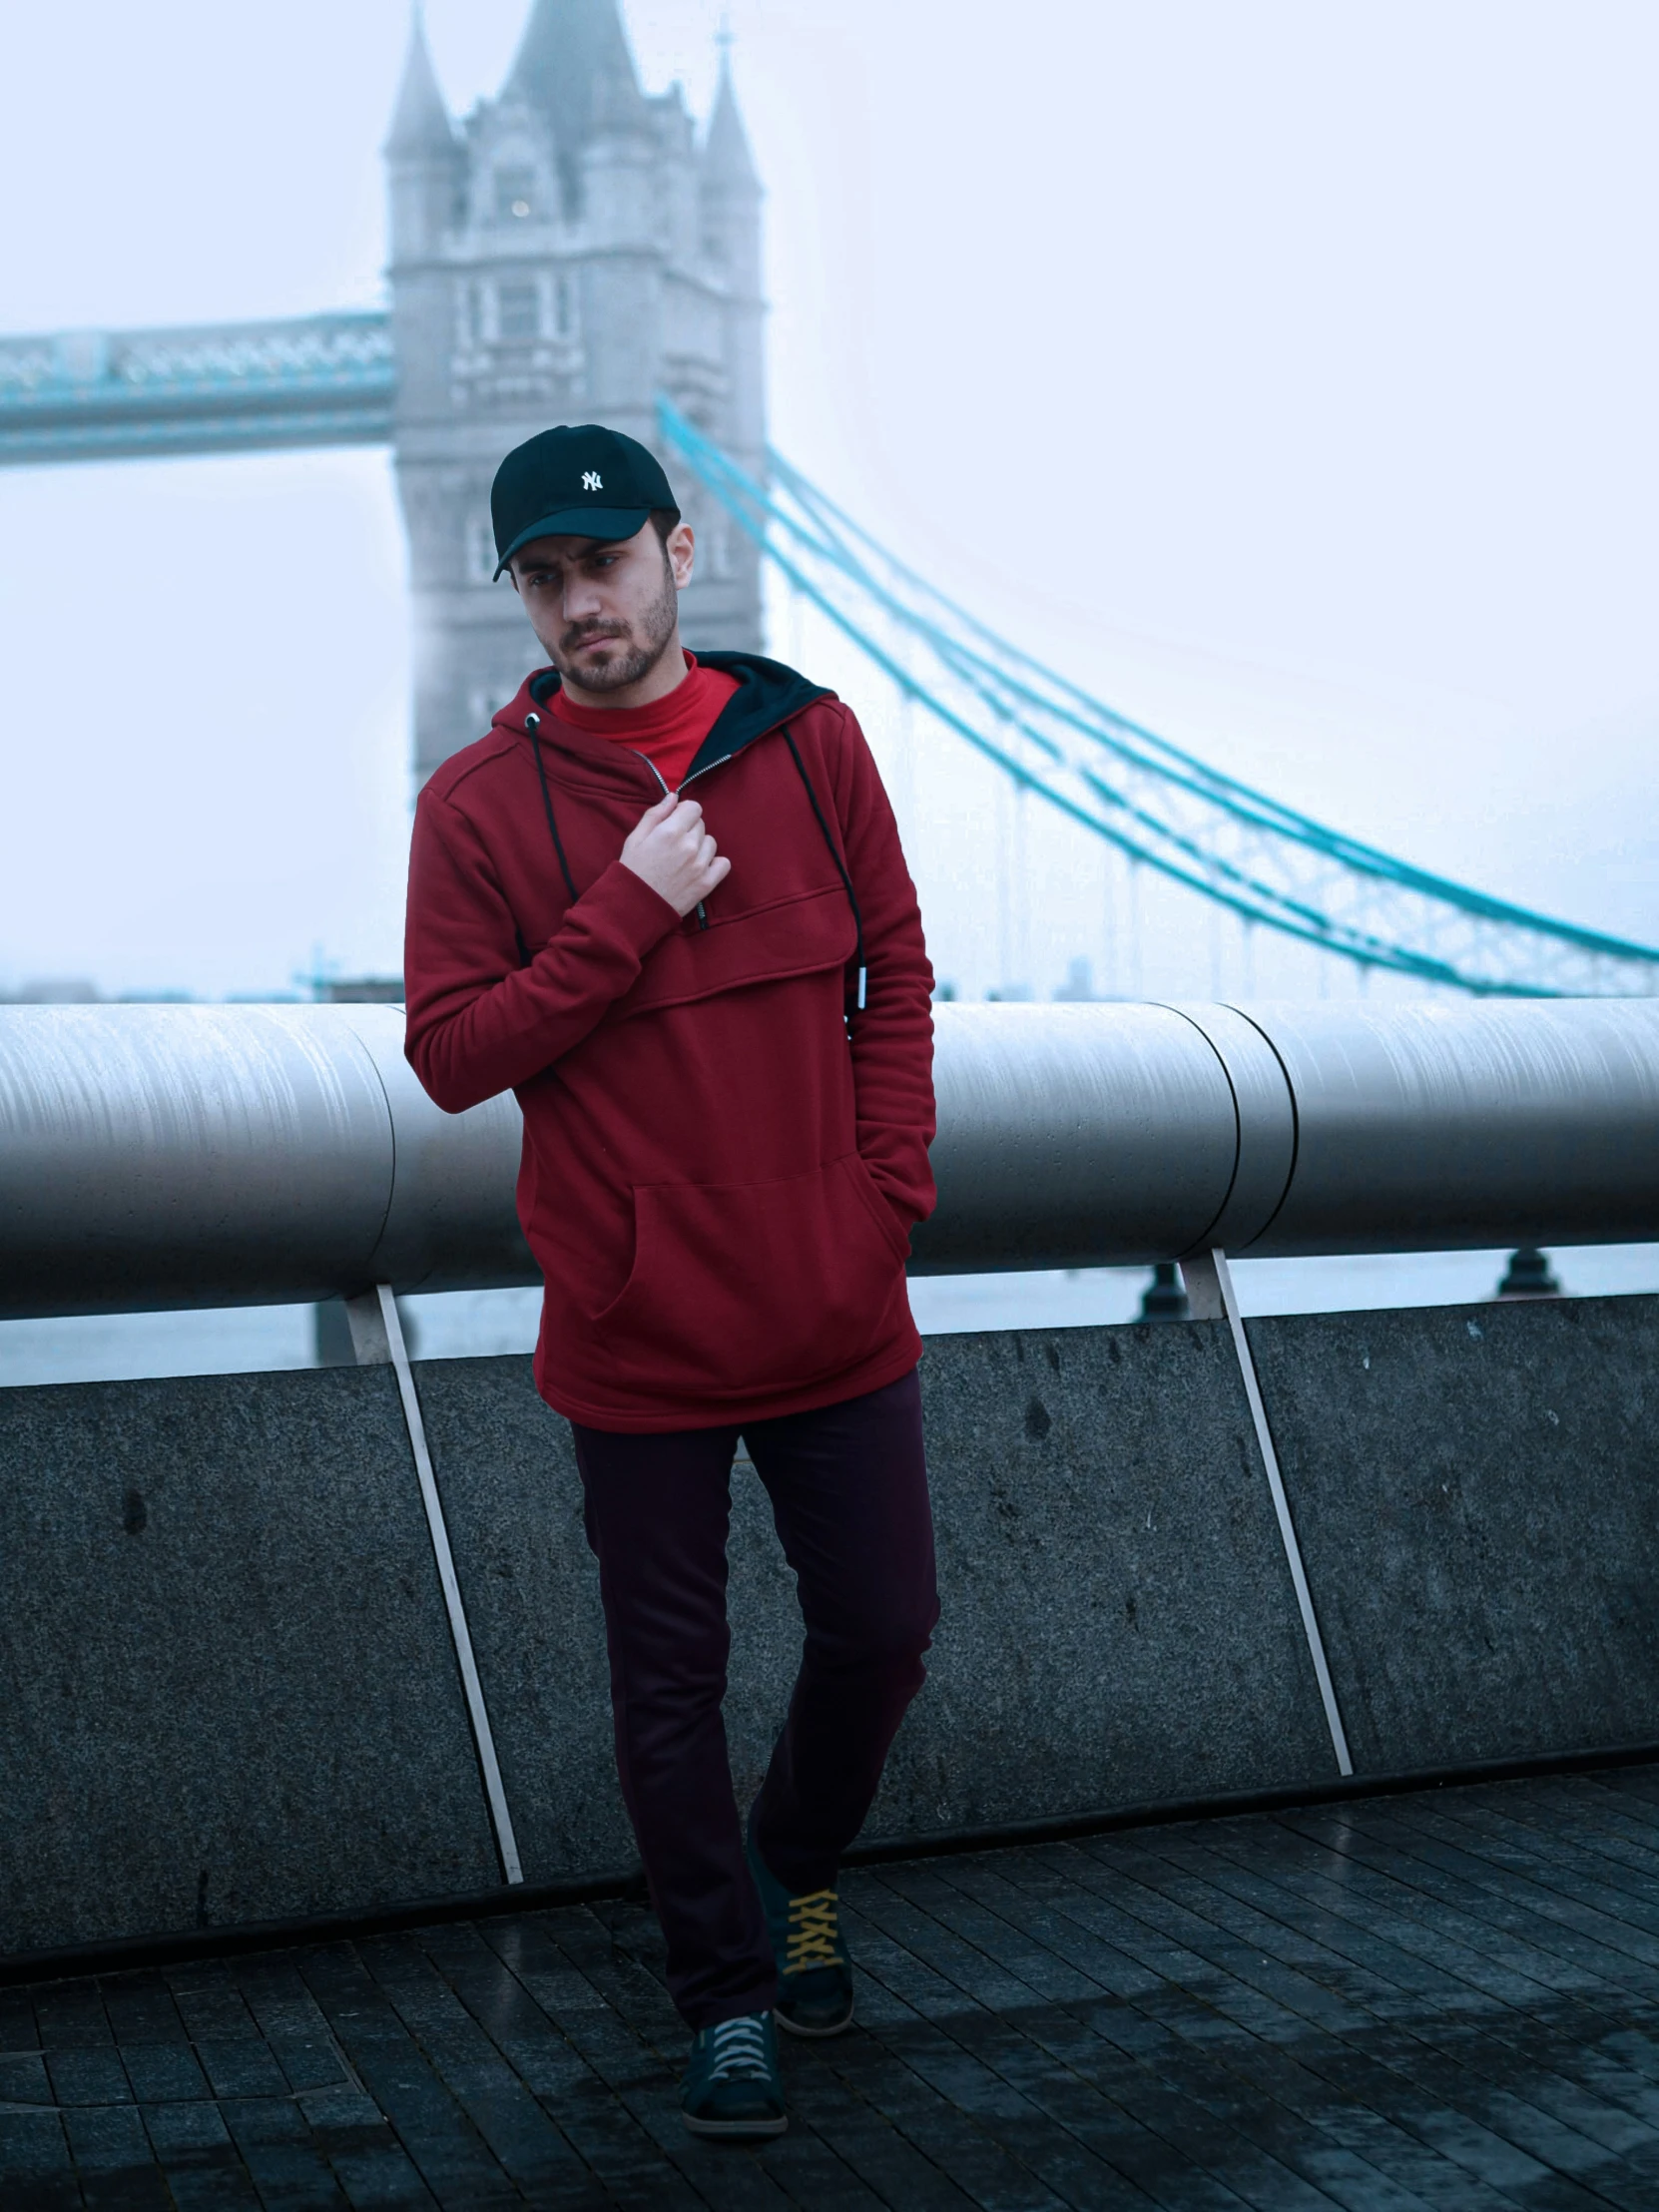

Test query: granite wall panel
[1248,1294,1659,1773]
[877,1325,1342,1830]
[0,1367,500,1958]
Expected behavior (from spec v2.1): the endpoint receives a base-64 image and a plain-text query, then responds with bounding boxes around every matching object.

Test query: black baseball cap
[491,423,680,577]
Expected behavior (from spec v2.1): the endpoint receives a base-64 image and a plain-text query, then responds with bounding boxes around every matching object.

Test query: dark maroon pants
[570,1366,937,2028]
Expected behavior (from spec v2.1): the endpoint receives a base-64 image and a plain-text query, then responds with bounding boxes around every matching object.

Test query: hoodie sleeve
[824,705,937,1231]
[403,786,681,1113]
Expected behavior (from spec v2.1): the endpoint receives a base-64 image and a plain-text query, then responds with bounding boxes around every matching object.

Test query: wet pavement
[9,1767,1659,2207]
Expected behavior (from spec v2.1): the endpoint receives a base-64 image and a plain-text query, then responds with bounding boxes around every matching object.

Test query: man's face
[510,520,695,694]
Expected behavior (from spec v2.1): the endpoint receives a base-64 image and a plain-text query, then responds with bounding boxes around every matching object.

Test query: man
[402,423,938,2140]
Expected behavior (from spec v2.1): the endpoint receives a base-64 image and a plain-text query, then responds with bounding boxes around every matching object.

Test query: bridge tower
[385,0,767,785]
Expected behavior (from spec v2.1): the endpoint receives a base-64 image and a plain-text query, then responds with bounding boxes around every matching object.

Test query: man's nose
[563,576,606,621]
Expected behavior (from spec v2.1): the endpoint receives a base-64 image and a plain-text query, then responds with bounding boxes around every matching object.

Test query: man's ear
[667,521,696,590]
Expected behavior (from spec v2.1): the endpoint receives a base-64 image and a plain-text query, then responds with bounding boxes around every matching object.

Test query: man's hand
[620,792,732,917]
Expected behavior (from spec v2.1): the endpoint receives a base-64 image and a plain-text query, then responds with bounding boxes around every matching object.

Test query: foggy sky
[1,0,1655,1000]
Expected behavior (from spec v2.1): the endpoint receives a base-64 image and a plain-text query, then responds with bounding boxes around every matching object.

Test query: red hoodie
[403,653,936,1432]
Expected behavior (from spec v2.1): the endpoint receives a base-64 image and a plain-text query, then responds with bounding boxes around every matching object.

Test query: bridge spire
[501,0,649,144]
[384,6,454,156]
[703,30,760,196]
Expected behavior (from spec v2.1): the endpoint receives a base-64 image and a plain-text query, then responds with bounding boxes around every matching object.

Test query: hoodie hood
[522,652,833,783]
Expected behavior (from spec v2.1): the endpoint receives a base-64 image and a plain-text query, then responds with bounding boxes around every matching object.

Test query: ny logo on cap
[582,471,603,491]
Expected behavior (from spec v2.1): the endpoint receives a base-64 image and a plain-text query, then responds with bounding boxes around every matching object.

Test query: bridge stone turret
[0,0,767,793]
[386,0,768,784]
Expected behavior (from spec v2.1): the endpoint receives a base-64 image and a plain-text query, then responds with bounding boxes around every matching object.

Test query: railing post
[347,1285,524,1885]
[1181,1250,1353,1777]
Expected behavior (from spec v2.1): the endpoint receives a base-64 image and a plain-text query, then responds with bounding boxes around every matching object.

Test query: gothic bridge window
[496,281,542,342]
[465,515,497,585]
[708,508,733,578]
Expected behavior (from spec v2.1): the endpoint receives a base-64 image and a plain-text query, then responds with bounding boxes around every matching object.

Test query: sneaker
[680,2010,788,2139]
[747,1814,855,2038]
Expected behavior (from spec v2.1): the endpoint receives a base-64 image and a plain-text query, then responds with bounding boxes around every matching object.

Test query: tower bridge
[2,0,1656,997]
[0,0,765,789]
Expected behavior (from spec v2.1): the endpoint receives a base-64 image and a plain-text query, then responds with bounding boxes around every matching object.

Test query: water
[4,1246,1657,1389]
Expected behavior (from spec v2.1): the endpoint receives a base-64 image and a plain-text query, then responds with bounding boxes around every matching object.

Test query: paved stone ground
[11,1768,1659,2207]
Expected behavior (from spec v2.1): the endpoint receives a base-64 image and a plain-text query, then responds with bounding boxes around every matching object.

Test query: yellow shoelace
[785,1888,840,1974]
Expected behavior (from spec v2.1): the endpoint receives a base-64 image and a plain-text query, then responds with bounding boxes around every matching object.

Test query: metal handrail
[2,999,1657,1319]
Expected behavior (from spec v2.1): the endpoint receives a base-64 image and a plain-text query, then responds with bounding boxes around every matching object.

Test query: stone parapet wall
[3,1298,1656,1964]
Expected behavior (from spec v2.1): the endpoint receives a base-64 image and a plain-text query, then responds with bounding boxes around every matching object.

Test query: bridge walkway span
[6,1763,1659,2208]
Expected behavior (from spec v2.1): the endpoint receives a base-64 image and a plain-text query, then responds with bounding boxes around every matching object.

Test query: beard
[549,556,679,693]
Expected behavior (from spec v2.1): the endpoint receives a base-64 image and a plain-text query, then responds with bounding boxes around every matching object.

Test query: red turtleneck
[549,652,741,794]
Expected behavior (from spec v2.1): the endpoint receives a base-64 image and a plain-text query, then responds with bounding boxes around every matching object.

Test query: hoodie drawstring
[781,725,866,1022]
[523,712,579,904]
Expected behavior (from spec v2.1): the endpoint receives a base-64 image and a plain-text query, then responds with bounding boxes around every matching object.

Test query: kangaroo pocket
[592,1154,907,1397]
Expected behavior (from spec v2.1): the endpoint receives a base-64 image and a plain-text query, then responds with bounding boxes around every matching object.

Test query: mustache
[560,622,630,653]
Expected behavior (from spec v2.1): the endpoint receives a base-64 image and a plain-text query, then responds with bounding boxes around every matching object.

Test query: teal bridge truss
[0,313,393,465]
[2,308,1654,997]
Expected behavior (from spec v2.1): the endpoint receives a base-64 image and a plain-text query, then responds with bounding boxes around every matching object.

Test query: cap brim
[493,508,652,577]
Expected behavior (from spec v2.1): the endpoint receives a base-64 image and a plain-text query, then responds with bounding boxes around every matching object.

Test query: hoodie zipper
[637,752,708,924]
[632,749,734,930]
